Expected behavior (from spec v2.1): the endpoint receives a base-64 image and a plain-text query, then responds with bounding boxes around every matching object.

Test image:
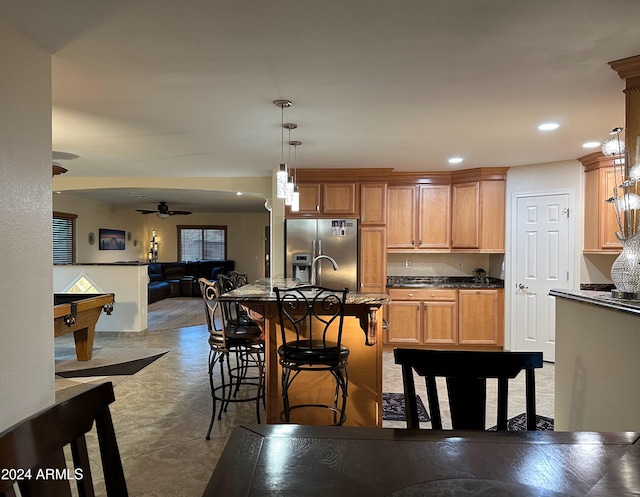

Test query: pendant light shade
[291,185,300,212]
[285,175,294,205]
[276,163,288,198]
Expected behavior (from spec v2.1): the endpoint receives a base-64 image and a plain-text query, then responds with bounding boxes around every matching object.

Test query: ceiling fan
[136,201,192,218]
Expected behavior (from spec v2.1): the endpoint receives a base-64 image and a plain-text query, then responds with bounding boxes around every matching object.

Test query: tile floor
[54,315,555,497]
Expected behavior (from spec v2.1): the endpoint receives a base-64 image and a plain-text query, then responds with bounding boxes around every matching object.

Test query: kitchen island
[217,278,390,426]
[551,288,640,432]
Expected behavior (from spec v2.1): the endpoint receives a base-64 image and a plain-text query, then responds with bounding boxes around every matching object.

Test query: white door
[514,193,571,362]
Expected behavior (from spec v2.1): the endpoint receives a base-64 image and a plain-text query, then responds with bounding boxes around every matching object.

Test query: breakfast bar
[217,278,390,426]
[552,288,640,432]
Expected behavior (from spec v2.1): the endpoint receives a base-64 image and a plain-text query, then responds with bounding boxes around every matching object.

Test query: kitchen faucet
[311,254,339,285]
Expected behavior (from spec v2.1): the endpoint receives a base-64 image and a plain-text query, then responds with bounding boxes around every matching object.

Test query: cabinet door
[361,183,387,225]
[458,289,503,346]
[601,168,624,250]
[386,301,421,344]
[295,183,322,214]
[422,301,457,344]
[359,227,386,292]
[387,186,416,248]
[584,164,622,252]
[418,185,450,249]
[451,182,479,249]
[323,183,357,215]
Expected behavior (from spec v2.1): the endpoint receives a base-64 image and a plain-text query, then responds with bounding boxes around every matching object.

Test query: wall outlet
[456,260,463,270]
[405,260,411,268]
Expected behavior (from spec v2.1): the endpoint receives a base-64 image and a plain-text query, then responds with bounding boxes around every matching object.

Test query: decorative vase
[611,230,640,299]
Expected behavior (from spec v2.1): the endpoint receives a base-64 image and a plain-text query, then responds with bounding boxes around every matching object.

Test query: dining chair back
[393,348,543,430]
[0,381,128,497]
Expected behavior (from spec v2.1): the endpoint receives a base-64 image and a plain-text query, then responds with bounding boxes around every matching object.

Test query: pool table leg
[73,325,96,361]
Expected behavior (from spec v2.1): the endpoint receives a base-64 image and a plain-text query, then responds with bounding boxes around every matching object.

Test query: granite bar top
[386,276,504,289]
[218,278,390,305]
[550,288,640,317]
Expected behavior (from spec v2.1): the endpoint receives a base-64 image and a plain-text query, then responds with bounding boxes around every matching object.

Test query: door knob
[518,283,528,290]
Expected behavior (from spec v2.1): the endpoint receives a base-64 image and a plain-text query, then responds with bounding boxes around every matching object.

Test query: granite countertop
[550,288,640,317]
[218,278,390,305]
[386,276,504,289]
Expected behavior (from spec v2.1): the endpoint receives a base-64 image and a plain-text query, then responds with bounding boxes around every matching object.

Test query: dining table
[202,424,640,496]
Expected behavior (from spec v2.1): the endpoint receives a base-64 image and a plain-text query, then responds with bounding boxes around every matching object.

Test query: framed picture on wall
[99,228,126,250]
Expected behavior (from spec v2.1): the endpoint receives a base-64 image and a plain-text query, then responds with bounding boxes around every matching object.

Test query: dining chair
[0,381,128,497]
[199,278,265,440]
[393,348,544,430]
[274,285,350,425]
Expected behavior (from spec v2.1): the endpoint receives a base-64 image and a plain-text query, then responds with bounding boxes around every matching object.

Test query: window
[53,211,77,263]
[178,225,227,261]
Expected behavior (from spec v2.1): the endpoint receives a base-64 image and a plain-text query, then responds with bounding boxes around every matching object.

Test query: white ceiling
[3,0,640,213]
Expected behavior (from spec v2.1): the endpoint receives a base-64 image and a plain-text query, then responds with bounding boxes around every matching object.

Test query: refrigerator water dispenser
[292,253,312,283]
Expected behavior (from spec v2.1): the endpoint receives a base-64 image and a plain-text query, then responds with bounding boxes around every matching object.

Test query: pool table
[54,293,115,361]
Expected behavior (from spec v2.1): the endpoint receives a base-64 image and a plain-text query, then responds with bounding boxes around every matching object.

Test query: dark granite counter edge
[219,279,390,305]
[550,288,640,317]
[387,283,504,289]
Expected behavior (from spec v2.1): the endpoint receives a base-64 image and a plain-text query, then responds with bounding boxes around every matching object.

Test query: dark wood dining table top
[202,424,640,497]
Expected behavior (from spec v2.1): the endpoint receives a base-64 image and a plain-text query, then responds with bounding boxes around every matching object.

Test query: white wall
[0,21,53,430]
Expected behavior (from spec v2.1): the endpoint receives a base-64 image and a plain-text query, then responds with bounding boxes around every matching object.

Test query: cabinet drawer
[388,288,457,301]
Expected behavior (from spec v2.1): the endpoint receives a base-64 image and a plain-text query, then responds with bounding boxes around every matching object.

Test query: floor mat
[382,392,430,422]
[56,352,168,378]
[488,413,555,431]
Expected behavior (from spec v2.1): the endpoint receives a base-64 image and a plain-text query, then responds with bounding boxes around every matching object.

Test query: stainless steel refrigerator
[285,218,358,291]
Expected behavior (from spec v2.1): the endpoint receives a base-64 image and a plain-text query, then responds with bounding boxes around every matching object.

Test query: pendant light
[289,140,302,212]
[283,122,297,206]
[274,99,292,198]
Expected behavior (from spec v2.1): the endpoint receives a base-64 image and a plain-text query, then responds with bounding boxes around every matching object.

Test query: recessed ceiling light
[538,123,559,131]
[582,141,601,148]
[448,157,463,164]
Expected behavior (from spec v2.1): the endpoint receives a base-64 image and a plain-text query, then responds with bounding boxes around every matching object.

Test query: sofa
[148,260,235,304]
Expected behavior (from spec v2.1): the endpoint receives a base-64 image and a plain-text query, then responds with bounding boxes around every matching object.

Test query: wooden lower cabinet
[385,287,503,349]
[458,289,504,346]
[385,289,457,346]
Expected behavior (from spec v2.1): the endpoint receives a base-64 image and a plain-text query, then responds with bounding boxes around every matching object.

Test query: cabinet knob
[430,294,436,297]
[408,293,414,297]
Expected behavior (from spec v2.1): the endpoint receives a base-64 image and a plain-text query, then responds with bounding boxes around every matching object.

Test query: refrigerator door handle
[318,239,322,255]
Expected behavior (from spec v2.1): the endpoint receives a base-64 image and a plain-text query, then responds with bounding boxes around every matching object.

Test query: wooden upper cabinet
[295,183,322,215]
[580,152,623,253]
[360,183,387,225]
[451,182,480,249]
[387,185,416,248]
[450,177,505,252]
[286,182,357,217]
[418,185,450,249]
[359,226,386,292]
[323,183,357,215]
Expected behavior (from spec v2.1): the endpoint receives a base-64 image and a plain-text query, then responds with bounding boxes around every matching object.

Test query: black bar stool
[274,285,350,425]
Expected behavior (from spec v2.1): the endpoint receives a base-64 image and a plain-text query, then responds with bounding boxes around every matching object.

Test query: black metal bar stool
[199,278,265,439]
[274,285,350,425]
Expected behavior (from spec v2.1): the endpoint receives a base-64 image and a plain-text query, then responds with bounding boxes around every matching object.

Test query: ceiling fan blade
[169,210,192,215]
[136,209,156,214]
